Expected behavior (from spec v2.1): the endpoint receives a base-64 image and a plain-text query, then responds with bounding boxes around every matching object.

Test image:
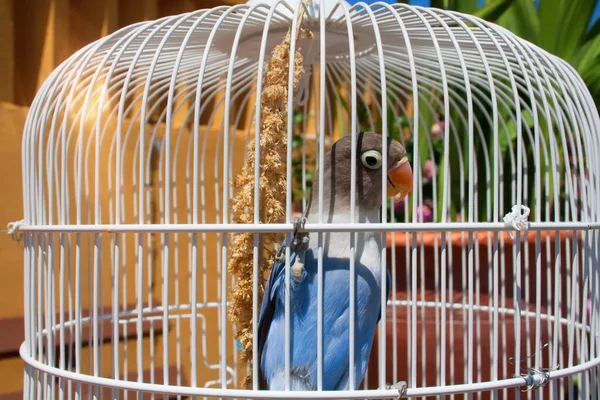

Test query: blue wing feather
[258,245,391,389]
[257,246,297,388]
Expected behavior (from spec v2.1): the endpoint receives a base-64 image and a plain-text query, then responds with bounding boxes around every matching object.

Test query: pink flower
[393,195,406,214]
[431,120,444,138]
[422,160,436,183]
[416,204,433,223]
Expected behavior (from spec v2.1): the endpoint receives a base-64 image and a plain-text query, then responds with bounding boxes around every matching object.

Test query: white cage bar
[12,0,600,399]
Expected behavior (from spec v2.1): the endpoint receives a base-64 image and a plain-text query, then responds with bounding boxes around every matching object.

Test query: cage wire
[9,0,600,399]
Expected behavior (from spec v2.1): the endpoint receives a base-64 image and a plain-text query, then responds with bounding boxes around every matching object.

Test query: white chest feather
[305,211,383,276]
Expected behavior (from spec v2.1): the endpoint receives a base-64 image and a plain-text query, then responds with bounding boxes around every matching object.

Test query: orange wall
[0,0,246,397]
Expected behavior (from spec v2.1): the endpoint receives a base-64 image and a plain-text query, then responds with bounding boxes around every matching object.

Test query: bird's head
[308,131,413,221]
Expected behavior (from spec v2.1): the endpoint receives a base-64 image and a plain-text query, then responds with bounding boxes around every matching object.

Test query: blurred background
[0,0,599,398]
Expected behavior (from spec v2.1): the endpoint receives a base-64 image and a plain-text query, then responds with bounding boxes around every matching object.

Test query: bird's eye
[360,150,382,169]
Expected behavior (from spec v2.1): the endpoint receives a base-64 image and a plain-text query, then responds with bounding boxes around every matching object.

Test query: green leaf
[497,0,539,43]
[293,111,304,124]
[582,65,600,98]
[416,93,435,171]
[575,33,600,76]
[538,0,597,60]
[385,103,402,142]
[583,15,600,44]
[448,0,479,13]
[473,0,515,22]
[292,135,302,149]
[436,152,448,221]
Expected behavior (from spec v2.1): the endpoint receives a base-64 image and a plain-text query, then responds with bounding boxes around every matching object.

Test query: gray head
[306,132,413,222]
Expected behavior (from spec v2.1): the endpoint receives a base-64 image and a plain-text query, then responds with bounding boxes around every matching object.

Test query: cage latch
[6,219,25,244]
[502,204,530,240]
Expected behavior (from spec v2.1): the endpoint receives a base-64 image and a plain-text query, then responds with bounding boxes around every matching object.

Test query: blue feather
[257,241,388,390]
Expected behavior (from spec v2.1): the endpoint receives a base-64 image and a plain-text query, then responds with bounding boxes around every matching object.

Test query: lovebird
[257,131,413,391]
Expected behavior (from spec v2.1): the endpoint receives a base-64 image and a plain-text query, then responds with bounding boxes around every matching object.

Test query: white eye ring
[360,150,382,169]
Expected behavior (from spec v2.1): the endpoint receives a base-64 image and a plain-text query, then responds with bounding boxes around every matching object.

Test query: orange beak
[387,157,413,199]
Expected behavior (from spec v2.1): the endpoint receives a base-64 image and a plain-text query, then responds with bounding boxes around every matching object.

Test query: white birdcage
[10,0,600,399]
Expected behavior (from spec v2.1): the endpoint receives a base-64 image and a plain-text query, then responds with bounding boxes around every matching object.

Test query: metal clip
[509,343,559,392]
[384,381,407,398]
[291,216,308,249]
[274,216,309,262]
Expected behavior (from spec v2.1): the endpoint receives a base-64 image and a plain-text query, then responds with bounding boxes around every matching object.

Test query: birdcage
[10,0,600,399]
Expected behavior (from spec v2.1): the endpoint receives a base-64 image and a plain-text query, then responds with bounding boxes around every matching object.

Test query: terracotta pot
[384,230,571,311]
[363,230,574,399]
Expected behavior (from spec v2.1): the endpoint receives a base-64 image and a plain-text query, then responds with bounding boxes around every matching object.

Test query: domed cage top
[12,0,600,399]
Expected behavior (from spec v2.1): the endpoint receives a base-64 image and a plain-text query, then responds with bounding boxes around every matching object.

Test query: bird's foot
[291,259,305,283]
[293,234,310,251]
[291,216,309,251]
[275,217,309,264]
[291,217,308,283]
